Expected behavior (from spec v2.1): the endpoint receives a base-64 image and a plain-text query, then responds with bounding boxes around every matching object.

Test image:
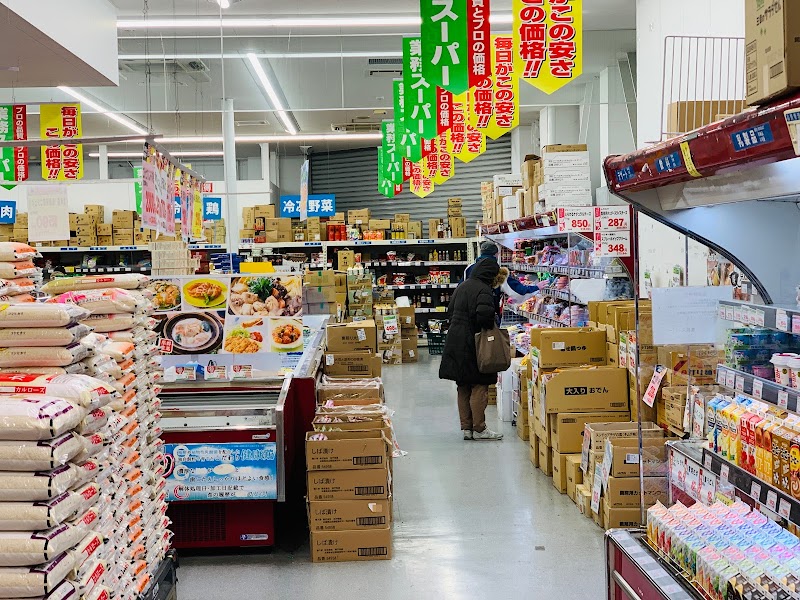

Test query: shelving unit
[510,306,569,328]
[714,364,800,412]
[384,283,459,291]
[718,298,800,332]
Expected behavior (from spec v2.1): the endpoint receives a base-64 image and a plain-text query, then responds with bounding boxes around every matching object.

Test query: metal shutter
[310,138,511,231]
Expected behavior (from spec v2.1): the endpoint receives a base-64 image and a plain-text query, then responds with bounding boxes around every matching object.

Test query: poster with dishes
[147,274,308,382]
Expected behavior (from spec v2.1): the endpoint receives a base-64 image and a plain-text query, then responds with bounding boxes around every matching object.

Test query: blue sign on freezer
[164,442,278,501]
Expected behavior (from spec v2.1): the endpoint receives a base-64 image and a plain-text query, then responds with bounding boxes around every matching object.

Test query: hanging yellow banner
[40,103,84,180]
[513,0,582,94]
[409,160,434,198]
[433,131,455,185]
[450,91,486,164]
[192,183,203,239]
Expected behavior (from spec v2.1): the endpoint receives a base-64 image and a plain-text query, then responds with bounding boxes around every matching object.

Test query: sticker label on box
[655,151,683,173]
[731,123,773,151]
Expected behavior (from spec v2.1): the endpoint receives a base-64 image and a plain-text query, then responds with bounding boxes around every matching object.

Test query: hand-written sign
[651,286,734,345]
[26,185,70,242]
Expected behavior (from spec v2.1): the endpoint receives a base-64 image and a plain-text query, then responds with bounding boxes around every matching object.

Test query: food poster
[164,442,278,501]
[147,275,308,381]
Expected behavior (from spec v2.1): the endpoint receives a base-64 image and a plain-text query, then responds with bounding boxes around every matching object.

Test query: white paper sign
[651,286,734,345]
[778,390,789,409]
[594,230,631,258]
[590,464,604,514]
[594,206,630,231]
[557,206,593,233]
[26,185,70,242]
[752,379,763,400]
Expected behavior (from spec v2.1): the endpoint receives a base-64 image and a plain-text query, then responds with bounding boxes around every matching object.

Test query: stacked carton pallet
[302,269,339,317]
[537,145,592,210]
[398,306,418,364]
[308,319,393,563]
[375,304,402,365]
[347,271,373,319]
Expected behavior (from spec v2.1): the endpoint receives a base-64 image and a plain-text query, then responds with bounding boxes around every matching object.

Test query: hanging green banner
[393,80,421,163]
[403,37,438,140]
[421,0,469,94]
[377,150,399,198]
[381,121,403,185]
[133,165,143,214]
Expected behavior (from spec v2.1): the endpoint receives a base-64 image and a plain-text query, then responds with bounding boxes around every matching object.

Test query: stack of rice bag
[0,243,42,305]
[0,303,119,599]
[38,274,171,599]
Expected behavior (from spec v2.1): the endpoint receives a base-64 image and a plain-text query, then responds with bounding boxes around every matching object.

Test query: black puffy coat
[438,259,507,385]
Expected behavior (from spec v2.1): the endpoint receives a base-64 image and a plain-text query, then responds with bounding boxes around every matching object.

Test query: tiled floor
[178,353,607,599]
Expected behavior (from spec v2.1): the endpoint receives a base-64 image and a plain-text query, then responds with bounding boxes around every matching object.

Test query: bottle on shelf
[432,249,439,261]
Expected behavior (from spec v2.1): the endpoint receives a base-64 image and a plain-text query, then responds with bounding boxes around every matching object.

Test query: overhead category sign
[280,194,336,218]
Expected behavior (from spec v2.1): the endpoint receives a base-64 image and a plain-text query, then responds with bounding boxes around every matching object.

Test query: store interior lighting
[88,151,225,159]
[245,53,298,136]
[57,87,149,136]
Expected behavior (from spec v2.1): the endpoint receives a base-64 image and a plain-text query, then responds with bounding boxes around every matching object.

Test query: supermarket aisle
[178,353,606,599]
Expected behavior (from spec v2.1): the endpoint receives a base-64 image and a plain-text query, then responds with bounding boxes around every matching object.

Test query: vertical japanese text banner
[394,80,421,163]
[180,173,191,242]
[40,103,83,181]
[450,90,486,163]
[421,0,469,94]
[513,0,582,94]
[377,150,399,198]
[403,37,438,140]
[192,180,203,239]
[381,120,403,186]
[299,159,309,221]
[486,34,519,139]
[0,105,28,186]
[409,160,435,198]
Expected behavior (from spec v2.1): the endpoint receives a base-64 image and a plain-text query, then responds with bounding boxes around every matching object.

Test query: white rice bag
[0,375,116,409]
[0,567,76,599]
[41,274,148,295]
[0,244,39,262]
[72,483,100,516]
[0,293,37,305]
[6,279,35,296]
[75,407,110,436]
[0,465,79,502]
[0,492,81,531]
[68,533,102,575]
[0,525,85,567]
[71,461,101,488]
[78,314,137,334]
[0,345,89,368]
[0,435,82,471]
[0,325,91,349]
[99,342,133,363]
[46,289,139,315]
[0,305,90,329]
[0,262,37,280]
[83,584,110,600]
[72,434,104,464]
[67,508,99,537]
[0,397,85,441]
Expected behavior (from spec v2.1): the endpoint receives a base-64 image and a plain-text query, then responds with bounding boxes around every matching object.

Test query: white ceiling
[0,0,637,156]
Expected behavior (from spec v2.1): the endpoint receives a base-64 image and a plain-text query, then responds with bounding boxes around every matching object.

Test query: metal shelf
[702,448,800,526]
[364,260,468,267]
[415,307,448,313]
[539,287,586,304]
[515,308,569,328]
[718,299,800,332]
[509,263,609,279]
[38,244,226,253]
[384,283,459,290]
[241,238,474,250]
[715,364,800,413]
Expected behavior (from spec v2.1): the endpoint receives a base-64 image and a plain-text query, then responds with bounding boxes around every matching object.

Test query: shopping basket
[427,332,447,355]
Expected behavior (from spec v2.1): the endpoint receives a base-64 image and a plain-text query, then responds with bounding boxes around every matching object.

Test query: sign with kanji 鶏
[513,0,583,94]
[403,37,438,139]
[280,194,335,218]
[203,197,223,221]
[0,200,16,224]
[40,103,83,181]
[421,0,469,94]
[0,105,28,187]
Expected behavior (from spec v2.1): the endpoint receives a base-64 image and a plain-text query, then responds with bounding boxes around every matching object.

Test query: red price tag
[557,207,593,233]
[594,231,631,258]
[593,206,630,232]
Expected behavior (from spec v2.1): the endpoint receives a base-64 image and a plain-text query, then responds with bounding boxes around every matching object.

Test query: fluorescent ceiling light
[118,16,423,29]
[89,150,225,158]
[216,0,230,7]
[57,87,148,135]
[150,133,380,144]
[246,53,297,135]
[118,51,403,60]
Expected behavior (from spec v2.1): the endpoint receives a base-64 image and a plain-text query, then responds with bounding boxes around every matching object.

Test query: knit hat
[480,240,499,256]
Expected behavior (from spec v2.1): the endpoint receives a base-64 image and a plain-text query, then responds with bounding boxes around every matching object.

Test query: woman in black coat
[438,258,508,441]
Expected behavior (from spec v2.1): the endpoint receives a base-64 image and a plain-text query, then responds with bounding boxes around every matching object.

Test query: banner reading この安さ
[40,104,83,181]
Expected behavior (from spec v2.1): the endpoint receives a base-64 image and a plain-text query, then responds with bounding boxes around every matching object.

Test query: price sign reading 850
[557,206,593,233]
[594,206,631,232]
[595,230,631,258]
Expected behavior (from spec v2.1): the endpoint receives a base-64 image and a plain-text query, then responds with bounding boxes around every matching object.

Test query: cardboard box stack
[480,181,495,224]
[745,0,800,106]
[398,306,418,364]
[447,198,467,238]
[240,205,288,243]
[521,155,542,217]
[494,174,523,222]
[538,145,592,210]
[303,269,339,317]
[203,218,226,245]
[374,303,402,365]
[309,319,393,563]
[514,359,531,441]
[347,271,373,319]
[527,327,633,492]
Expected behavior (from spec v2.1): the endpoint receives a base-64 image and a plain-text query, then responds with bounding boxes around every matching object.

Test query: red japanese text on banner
[40,104,83,181]
[467,0,492,89]
[486,34,519,139]
[450,91,486,163]
[513,0,583,94]
[433,131,455,185]
[409,160,435,198]
[437,88,454,135]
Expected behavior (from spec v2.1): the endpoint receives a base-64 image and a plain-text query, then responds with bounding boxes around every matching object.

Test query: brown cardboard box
[517,416,529,441]
[112,210,136,229]
[542,144,588,153]
[666,100,747,134]
[96,223,113,236]
[397,307,416,330]
[449,217,466,238]
[539,367,628,415]
[607,343,620,367]
[603,505,643,529]
[606,306,636,343]
[401,336,418,363]
[534,409,551,446]
[310,528,392,563]
[264,218,291,232]
[326,320,377,352]
[347,209,370,224]
[98,235,114,246]
[552,450,576,494]
[585,422,663,456]
[530,328,607,369]
[406,221,422,239]
[75,214,96,227]
[305,430,388,472]
[521,154,541,189]
[84,204,104,218]
[447,197,463,207]
[304,285,338,304]
[240,228,256,240]
[592,497,605,528]
[566,455,583,502]
[241,207,256,225]
[428,219,442,237]
[606,437,667,478]
[529,429,540,467]
[308,499,392,532]
[329,212,345,223]
[447,206,463,217]
[308,465,391,502]
[550,412,632,454]
[746,0,800,105]
[393,213,410,222]
[76,236,98,247]
[254,204,276,219]
[323,352,382,378]
[538,441,553,476]
[75,225,96,237]
[368,219,391,230]
[338,250,356,271]
[113,230,134,245]
[303,270,336,287]
[605,476,668,508]
[577,484,592,517]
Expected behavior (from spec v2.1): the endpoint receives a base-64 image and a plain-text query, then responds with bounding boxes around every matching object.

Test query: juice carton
[790,428,800,501]
[762,421,779,485]
[772,426,793,494]
[706,396,728,452]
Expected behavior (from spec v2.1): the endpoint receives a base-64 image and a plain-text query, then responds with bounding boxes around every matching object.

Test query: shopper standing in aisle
[439,258,508,441]
[465,241,544,323]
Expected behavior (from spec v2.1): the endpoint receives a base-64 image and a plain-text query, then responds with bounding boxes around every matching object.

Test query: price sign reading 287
[594,206,630,232]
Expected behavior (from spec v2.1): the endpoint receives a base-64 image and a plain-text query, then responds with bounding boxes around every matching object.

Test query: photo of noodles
[228,276,302,317]
[183,278,228,309]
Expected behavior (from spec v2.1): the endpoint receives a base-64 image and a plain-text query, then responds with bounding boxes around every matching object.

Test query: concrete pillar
[222,98,238,252]
[98,145,109,180]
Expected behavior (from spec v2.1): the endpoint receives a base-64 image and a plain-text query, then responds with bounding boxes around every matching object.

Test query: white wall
[539,106,580,147]
[636,0,745,145]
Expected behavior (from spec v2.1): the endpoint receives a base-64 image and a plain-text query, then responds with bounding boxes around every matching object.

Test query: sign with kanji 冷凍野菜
[421,0,469,94]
